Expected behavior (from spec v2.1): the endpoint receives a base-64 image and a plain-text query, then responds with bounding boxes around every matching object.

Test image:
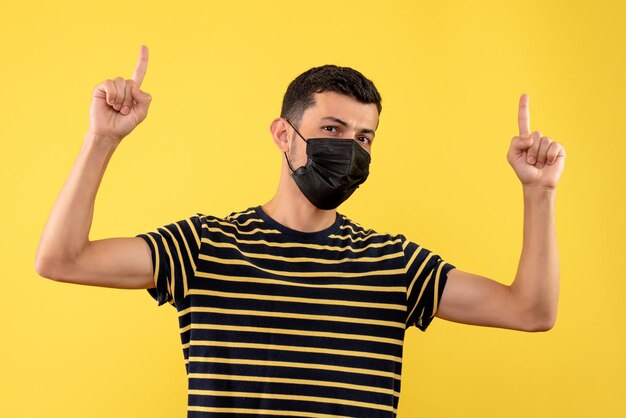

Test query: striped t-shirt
[135,206,456,418]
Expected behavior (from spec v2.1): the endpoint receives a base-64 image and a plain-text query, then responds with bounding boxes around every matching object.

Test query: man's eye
[322,126,337,133]
[357,136,371,144]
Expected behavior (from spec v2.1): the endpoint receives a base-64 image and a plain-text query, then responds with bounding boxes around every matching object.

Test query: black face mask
[284,119,371,210]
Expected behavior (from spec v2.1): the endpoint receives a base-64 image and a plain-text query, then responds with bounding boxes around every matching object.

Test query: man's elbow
[34,255,66,282]
[526,313,557,332]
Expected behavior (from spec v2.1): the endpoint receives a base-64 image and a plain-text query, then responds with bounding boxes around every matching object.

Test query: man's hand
[507,94,566,190]
[88,45,152,144]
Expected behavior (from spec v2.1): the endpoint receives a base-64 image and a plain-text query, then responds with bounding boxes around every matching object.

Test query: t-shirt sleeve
[135,213,203,308]
[402,236,456,331]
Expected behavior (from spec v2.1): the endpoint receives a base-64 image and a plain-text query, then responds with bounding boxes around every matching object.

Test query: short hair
[280,65,382,128]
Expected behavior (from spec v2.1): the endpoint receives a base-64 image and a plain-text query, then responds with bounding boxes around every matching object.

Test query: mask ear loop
[284,152,297,173]
[283,118,308,174]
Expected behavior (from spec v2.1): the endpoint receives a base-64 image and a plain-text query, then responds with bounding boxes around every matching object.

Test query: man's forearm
[510,186,560,329]
[35,132,118,274]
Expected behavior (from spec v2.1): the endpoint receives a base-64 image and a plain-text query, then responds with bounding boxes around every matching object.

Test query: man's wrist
[523,185,557,200]
[84,131,121,151]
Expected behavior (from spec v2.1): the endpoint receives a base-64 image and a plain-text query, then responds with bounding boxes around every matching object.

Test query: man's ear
[269,118,290,152]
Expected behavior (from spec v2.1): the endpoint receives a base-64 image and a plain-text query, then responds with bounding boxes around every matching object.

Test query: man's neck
[261,167,337,233]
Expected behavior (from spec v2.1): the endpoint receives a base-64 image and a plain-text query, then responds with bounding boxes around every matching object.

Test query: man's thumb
[512,135,533,150]
[131,84,152,107]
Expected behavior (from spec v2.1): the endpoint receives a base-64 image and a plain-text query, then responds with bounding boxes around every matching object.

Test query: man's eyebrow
[321,116,376,137]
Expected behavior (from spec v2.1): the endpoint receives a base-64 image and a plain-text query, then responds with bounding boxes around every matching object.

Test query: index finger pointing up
[131,45,149,87]
[518,93,530,137]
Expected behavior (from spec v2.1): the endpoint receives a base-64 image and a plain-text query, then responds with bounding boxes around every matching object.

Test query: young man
[35,45,566,417]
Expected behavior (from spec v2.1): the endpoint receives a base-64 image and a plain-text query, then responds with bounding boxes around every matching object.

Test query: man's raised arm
[34,45,155,289]
[435,94,567,332]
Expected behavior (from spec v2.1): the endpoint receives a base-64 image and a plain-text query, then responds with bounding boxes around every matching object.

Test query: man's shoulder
[337,213,407,242]
[193,206,260,223]
[186,206,263,235]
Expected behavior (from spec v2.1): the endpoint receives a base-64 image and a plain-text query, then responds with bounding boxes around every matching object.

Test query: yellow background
[1,0,624,417]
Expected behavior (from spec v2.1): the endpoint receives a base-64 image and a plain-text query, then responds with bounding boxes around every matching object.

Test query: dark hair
[280,64,382,128]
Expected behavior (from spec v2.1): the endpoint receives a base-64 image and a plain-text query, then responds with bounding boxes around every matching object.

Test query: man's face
[286,91,379,168]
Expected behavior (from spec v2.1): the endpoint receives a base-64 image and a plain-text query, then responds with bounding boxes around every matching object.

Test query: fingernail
[121,106,130,114]
[113,103,121,111]
[528,156,535,164]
